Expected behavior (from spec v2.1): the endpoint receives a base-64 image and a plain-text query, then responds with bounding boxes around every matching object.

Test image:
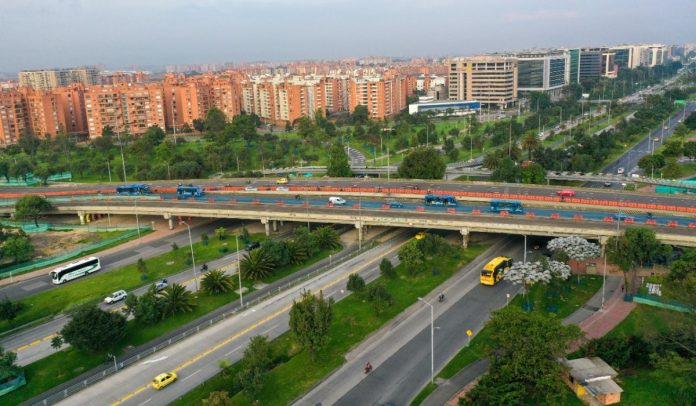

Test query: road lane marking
[181,369,201,382]
[261,324,277,336]
[224,346,242,356]
[141,356,168,365]
[136,399,151,406]
[109,241,405,406]
[14,333,56,352]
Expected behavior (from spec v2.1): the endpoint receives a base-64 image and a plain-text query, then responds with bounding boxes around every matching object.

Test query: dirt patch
[30,229,115,259]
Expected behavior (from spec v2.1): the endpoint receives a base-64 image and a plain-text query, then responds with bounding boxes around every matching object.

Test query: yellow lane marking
[110,242,404,406]
[14,333,56,352]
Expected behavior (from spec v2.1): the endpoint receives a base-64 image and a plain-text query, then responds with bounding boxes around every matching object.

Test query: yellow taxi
[276,177,289,184]
[151,372,177,390]
[415,231,427,240]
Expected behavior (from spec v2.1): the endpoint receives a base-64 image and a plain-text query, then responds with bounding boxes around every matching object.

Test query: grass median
[3,243,343,405]
[173,243,489,406]
[0,234,263,335]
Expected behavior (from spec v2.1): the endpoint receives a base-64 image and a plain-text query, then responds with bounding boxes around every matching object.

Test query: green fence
[0,171,72,186]
[0,226,150,279]
[632,293,694,313]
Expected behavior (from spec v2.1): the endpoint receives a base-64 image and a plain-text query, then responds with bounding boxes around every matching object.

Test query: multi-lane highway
[53,232,411,406]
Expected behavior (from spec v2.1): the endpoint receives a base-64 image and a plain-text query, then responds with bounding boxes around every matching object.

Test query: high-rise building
[515,50,568,99]
[83,83,165,138]
[19,67,99,90]
[0,89,28,146]
[348,72,407,120]
[610,44,667,69]
[575,48,604,82]
[448,56,517,107]
[602,52,618,78]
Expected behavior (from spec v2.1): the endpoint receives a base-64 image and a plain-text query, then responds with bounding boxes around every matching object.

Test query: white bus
[50,257,101,284]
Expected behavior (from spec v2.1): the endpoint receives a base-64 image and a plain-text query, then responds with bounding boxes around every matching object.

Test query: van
[328,197,346,205]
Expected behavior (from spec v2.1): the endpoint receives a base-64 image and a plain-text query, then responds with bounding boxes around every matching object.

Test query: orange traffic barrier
[382,204,390,210]
[550,213,560,219]
[302,201,310,207]
[688,223,696,228]
[228,199,236,204]
[645,219,657,225]
[327,203,334,208]
[253,199,261,205]
[624,217,635,224]
[603,216,614,222]
[417,206,425,212]
[573,214,584,220]
[499,210,509,216]
[276,200,284,206]
[525,212,535,217]
[447,208,456,214]
[208,198,214,203]
[352,204,361,209]
[471,209,481,214]
[667,221,678,227]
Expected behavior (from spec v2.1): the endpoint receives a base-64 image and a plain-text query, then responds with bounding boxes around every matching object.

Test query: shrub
[346,274,366,292]
[379,258,396,279]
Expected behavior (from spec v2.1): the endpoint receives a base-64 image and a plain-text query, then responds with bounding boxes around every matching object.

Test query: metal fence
[632,292,694,313]
[28,240,378,406]
[0,227,151,279]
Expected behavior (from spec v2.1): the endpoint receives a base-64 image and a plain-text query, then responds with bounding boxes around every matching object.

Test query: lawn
[4,241,343,405]
[0,234,263,335]
[677,161,696,178]
[173,243,489,406]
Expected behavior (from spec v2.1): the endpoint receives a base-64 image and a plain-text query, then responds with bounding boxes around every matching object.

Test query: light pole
[116,127,129,184]
[134,196,141,238]
[601,244,608,309]
[235,234,243,307]
[418,297,435,385]
[181,221,198,291]
[523,235,527,263]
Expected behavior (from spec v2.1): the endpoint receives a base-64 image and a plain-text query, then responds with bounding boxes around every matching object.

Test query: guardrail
[27,237,384,406]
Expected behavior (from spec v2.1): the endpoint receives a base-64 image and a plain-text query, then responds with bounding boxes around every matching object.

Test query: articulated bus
[176,184,205,199]
[489,199,524,214]
[50,257,101,284]
[480,256,513,286]
[116,184,152,196]
[424,194,458,206]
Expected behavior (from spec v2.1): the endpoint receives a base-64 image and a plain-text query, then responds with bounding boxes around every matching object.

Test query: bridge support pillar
[77,211,86,225]
[272,220,278,232]
[598,236,609,257]
[261,218,270,236]
[163,213,174,230]
[355,222,363,249]
[460,228,470,248]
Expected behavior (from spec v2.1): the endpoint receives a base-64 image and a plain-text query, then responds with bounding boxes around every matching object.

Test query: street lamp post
[181,221,198,291]
[235,234,243,307]
[418,297,435,385]
[523,235,527,263]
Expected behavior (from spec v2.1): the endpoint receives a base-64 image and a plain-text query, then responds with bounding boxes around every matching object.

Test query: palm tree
[240,249,276,281]
[215,227,227,241]
[201,269,235,295]
[285,240,309,265]
[160,283,197,316]
[521,133,540,161]
[312,226,341,250]
[483,150,503,170]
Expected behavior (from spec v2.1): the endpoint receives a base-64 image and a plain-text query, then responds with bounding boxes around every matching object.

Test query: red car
[556,189,576,198]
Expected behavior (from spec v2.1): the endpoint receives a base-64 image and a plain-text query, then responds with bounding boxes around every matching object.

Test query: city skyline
[1,0,694,72]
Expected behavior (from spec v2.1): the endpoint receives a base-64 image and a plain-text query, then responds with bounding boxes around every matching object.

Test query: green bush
[346,274,366,292]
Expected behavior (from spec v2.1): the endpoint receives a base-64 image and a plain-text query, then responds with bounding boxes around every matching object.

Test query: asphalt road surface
[54,232,412,406]
[0,219,238,302]
[297,237,521,406]
[586,101,696,189]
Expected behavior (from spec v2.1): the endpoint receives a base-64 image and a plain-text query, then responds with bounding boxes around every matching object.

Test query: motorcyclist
[364,361,373,373]
[201,263,209,272]
[438,293,445,302]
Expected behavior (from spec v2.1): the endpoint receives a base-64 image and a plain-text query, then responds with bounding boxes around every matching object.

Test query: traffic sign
[674,100,686,104]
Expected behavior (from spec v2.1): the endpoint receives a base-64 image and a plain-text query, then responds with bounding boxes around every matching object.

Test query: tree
[366,283,393,315]
[0,345,19,377]
[50,335,64,350]
[202,391,233,406]
[521,133,540,160]
[171,242,179,252]
[9,159,33,181]
[215,227,227,240]
[464,307,583,405]
[59,304,126,352]
[201,269,235,295]
[14,195,53,227]
[638,154,666,176]
[137,258,148,274]
[201,232,209,246]
[123,293,139,317]
[447,147,460,162]
[227,114,259,143]
[662,157,682,179]
[312,225,341,250]
[346,273,366,292]
[352,105,369,125]
[3,235,34,263]
[650,351,696,406]
[240,248,275,281]
[205,107,227,132]
[398,148,446,179]
[289,290,334,359]
[684,141,696,160]
[0,297,23,321]
[160,283,197,316]
[380,258,396,279]
[606,227,670,292]
[237,335,272,396]
[520,163,546,184]
[398,241,424,275]
[326,142,352,177]
[546,236,600,270]
[133,291,166,325]
[0,160,10,182]
[33,164,52,186]
[193,118,206,132]
[491,158,521,183]
[18,130,40,156]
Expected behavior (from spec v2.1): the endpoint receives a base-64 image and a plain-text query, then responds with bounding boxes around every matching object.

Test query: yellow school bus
[480,256,513,286]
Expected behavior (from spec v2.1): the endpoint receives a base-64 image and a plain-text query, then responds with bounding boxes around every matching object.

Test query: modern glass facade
[613,48,630,67]
[518,60,544,88]
[549,58,566,88]
[579,49,603,81]
[569,49,580,84]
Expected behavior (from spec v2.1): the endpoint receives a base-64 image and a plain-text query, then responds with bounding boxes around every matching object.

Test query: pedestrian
[621,284,624,292]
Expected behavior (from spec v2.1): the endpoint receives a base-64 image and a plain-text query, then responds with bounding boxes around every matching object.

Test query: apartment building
[324,75,349,114]
[53,84,88,135]
[24,89,62,137]
[348,73,407,120]
[84,83,165,138]
[448,56,518,108]
[19,67,98,90]
[516,50,568,100]
[0,89,28,146]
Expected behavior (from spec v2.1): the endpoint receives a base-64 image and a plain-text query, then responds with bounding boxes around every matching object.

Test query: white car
[104,290,127,304]
[617,167,625,174]
[244,186,257,191]
[154,279,168,292]
[328,196,346,205]
[276,186,289,192]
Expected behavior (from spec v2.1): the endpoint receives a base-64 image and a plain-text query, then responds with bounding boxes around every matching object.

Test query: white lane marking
[225,346,242,356]
[141,356,168,365]
[181,369,202,382]
[137,399,152,406]
[261,324,277,336]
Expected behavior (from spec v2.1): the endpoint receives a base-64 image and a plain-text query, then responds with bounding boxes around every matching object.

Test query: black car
[246,241,261,251]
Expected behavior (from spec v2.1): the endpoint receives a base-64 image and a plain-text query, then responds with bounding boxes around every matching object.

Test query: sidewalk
[422,275,635,406]
[0,218,206,287]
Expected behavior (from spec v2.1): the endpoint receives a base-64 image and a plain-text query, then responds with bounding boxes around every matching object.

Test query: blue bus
[424,194,458,206]
[116,184,152,195]
[177,184,205,199]
[489,200,524,214]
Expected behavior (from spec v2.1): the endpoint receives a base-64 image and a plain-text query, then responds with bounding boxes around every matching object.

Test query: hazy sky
[1,0,694,72]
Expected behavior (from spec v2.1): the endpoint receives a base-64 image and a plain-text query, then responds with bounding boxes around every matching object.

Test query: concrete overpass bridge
[3,199,695,249]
